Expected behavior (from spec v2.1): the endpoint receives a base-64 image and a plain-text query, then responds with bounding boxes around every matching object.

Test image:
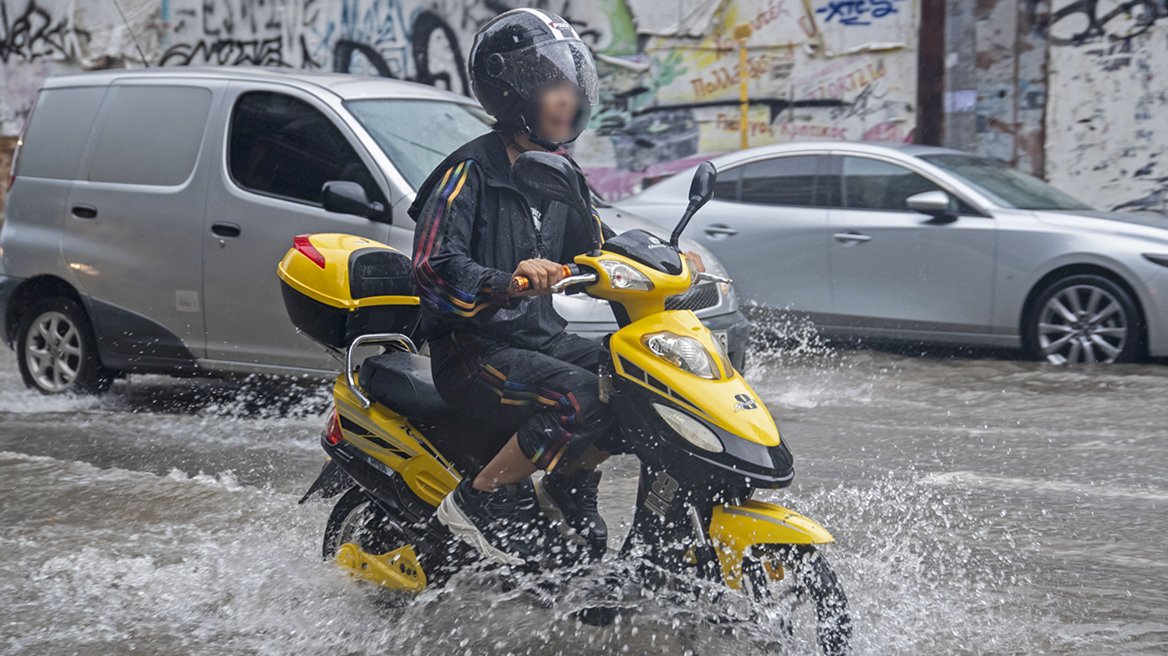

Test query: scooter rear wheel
[322,487,407,560]
[743,544,851,656]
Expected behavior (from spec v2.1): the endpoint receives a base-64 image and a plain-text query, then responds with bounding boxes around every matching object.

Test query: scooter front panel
[609,310,783,448]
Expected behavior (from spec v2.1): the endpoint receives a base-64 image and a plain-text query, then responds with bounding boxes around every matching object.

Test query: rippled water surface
[2,338,1165,655]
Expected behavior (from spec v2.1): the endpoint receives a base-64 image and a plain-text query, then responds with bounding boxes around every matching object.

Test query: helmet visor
[493,40,599,105]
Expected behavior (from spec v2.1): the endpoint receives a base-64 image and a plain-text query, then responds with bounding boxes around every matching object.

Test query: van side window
[87,86,213,187]
[15,87,108,180]
[228,91,385,207]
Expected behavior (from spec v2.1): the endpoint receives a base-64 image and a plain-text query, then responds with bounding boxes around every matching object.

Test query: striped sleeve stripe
[413,160,503,317]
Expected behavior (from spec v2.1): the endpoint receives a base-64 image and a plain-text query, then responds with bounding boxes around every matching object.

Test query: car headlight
[600,260,654,291]
[643,331,719,379]
[653,403,723,453]
[710,330,734,378]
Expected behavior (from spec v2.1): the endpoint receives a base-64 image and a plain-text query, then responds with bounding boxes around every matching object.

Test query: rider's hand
[510,259,565,296]
[683,251,706,274]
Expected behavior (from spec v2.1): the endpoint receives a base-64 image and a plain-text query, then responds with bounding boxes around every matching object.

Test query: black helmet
[469,9,599,150]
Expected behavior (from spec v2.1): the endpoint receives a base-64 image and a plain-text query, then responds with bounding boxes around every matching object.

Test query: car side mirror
[513,151,600,255]
[322,181,385,219]
[907,190,956,218]
[671,161,718,248]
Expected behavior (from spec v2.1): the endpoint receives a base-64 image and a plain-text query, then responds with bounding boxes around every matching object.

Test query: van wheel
[16,297,114,394]
[1024,274,1143,364]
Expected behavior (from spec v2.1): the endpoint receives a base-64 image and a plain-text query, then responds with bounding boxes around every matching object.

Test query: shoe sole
[534,477,587,547]
[436,492,526,568]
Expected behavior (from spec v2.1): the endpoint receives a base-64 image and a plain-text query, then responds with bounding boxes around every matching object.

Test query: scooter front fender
[709,500,834,589]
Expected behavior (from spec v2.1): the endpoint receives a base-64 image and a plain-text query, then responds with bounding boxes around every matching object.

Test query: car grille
[665,283,720,311]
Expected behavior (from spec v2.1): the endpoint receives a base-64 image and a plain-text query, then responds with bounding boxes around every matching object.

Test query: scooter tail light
[293,234,326,269]
[8,91,38,192]
[324,409,343,446]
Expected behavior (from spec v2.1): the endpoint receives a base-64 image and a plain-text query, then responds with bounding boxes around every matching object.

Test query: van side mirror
[322,181,385,219]
[513,151,600,256]
[906,190,956,218]
[670,161,718,248]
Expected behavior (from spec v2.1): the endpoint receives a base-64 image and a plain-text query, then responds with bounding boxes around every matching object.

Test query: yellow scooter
[280,154,850,654]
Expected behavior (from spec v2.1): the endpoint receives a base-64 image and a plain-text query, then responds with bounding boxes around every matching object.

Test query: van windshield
[345,99,492,191]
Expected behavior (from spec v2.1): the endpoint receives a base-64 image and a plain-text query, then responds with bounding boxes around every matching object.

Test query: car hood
[1035,209,1168,247]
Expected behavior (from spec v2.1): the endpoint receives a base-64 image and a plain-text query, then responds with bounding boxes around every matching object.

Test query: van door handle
[211,222,242,238]
[704,224,738,238]
[71,205,97,219]
[833,232,872,244]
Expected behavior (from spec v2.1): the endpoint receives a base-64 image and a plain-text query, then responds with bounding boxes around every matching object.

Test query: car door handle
[833,232,871,244]
[704,224,738,237]
[71,205,97,219]
[211,222,242,238]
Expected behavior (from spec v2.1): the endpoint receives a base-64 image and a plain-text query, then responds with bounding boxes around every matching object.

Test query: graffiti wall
[0,0,921,203]
[945,0,1168,214]
[1040,0,1168,213]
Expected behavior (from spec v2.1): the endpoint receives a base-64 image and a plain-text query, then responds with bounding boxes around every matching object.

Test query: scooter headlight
[600,260,654,291]
[642,332,718,379]
[653,403,723,453]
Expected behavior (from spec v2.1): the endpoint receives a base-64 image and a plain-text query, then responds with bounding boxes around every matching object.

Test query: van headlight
[653,403,723,453]
[643,332,718,379]
[600,260,654,291]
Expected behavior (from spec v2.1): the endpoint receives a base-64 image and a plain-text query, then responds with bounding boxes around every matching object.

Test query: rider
[408,9,704,565]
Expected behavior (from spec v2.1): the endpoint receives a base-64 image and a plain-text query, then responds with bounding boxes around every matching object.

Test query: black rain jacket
[407,132,611,351]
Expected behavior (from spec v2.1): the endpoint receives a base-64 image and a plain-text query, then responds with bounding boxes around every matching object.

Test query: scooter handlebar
[511,264,579,293]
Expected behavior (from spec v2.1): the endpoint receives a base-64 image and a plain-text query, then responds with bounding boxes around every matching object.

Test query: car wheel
[16,297,114,394]
[1025,274,1142,364]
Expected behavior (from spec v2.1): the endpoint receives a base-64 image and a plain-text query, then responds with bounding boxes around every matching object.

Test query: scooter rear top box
[278,233,419,349]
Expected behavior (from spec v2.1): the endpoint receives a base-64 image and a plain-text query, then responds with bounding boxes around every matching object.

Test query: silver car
[0,68,747,394]
[618,142,1168,364]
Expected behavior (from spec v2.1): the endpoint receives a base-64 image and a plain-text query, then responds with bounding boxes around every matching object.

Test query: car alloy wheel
[24,310,85,392]
[1037,284,1128,364]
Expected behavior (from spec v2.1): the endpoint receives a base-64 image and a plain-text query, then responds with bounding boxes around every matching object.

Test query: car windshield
[920,154,1093,210]
[345,99,492,190]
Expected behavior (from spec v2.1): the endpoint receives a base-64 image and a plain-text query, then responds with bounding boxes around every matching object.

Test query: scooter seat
[357,351,469,425]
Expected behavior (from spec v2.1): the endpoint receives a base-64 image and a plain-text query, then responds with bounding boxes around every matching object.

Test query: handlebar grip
[511,264,573,293]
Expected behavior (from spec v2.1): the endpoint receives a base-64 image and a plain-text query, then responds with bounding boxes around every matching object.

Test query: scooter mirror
[670,161,718,249]
[513,151,601,255]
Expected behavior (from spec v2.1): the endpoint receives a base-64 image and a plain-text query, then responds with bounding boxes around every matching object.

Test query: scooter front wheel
[743,544,851,656]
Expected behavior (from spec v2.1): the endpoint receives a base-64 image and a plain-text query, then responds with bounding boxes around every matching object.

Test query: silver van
[0,68,748,394]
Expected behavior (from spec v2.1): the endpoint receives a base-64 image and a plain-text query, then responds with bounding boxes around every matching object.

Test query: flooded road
[1,340,1166,655]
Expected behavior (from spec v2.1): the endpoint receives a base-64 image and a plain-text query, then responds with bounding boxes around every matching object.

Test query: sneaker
[535,469,607,558]
[437,477,562,567]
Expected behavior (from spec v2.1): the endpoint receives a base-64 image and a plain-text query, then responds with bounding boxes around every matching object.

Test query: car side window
[228,91,385,207]
[16,87,108,180]
[713,155,839,207]
[842,157,944,211]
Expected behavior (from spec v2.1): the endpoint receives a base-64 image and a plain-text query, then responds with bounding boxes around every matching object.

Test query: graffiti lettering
[160,36,287,66]
[750,0,791,31]
[806,59,886,99]
[0,0,90,63]
[780,123,847,139]
[1026,0,1164,46]
[815,0,905,26]
[715,112,775,137]
[689,54,770,100]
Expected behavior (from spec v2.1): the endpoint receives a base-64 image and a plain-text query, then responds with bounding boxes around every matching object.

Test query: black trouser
[430,330,620,473]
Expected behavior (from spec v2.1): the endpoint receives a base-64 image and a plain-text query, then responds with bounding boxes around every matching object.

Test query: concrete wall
[0,0,921,208]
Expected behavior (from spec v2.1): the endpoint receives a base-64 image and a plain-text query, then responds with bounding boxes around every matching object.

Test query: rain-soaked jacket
[407,132,611,351]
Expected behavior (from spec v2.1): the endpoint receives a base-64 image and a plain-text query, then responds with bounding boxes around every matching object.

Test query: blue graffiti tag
[816,0,906,26]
